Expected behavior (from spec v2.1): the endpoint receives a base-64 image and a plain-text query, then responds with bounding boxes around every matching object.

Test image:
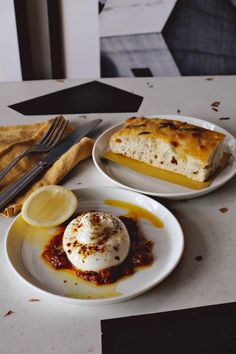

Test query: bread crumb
[4,310,15,317]
[219,207,228,213]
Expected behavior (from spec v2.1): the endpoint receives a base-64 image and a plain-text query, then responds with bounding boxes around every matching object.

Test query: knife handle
[0,161,48,211]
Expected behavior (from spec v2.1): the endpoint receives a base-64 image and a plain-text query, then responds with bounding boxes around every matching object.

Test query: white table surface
[0,76,236,354]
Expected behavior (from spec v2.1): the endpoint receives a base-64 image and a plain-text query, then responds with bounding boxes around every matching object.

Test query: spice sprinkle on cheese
[63,211,130,272]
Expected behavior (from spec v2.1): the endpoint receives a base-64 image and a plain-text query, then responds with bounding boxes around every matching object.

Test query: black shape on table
[131,68,153,77]
[101,301,236,354]
[9,81,143,115]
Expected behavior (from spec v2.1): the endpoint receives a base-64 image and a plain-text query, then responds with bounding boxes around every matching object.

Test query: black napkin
[101,302,236,354]
[9,80,143,115]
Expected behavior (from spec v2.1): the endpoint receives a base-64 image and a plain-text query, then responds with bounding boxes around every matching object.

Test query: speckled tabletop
[0,77,235,354]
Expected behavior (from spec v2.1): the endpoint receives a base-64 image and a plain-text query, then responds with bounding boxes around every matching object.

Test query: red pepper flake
[205,77,214,81]
[4,310,15,317]
[171,141,178,147]
[171,156,178,165]
[29,298,40,302]
[93,214,101,224]
[219,207,228,214]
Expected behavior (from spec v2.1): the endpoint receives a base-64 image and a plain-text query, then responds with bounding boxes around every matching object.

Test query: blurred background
[1,0,236,81]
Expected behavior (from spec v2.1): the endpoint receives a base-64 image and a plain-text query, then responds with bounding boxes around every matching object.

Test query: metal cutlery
[0,116,68,181]
[0,119,102,211]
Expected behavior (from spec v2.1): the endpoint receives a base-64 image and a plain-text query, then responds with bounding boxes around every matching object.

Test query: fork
[0,116,68,181]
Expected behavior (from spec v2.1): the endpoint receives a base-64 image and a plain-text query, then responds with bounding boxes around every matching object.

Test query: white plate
[5,187,184,305]
[92,115,236,200]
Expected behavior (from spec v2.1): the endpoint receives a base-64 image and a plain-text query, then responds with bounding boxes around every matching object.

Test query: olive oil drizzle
[103,151,211,190]
[104,199,164,228]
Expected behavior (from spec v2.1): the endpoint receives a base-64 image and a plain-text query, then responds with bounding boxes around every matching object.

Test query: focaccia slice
[110,117,225,182]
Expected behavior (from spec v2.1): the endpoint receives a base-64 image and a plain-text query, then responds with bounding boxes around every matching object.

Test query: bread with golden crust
[110,117,225,182]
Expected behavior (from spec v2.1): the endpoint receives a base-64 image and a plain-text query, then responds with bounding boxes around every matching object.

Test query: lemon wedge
[21,185,78,227]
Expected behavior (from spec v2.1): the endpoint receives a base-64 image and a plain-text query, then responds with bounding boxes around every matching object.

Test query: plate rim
[4,186,184,305]
[92,115,236,199]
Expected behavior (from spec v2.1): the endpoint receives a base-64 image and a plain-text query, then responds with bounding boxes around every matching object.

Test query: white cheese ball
[63,211,130,272]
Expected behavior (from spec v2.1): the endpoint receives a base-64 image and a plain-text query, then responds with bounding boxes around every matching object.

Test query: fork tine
[0,116,68,183]
[40,116,64,144]
[42,116,64,145]
[46,119,69,147]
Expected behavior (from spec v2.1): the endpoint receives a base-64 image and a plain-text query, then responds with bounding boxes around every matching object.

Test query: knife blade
[0,119,102,211]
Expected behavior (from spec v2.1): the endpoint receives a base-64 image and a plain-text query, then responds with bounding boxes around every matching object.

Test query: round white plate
[5,187,184,305]
[92,115,236,200]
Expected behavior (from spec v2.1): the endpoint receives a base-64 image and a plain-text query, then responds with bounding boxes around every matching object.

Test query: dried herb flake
[211,101,220,108]
[219,207,228,214]
[29,298,40,302]
[4,310,15,317]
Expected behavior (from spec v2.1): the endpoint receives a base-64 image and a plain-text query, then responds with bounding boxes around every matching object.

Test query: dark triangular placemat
[101,302,236,354]
[9,80,143,115]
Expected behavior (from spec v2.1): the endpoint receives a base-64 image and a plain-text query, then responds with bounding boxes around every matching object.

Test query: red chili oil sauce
[42,215,153,285]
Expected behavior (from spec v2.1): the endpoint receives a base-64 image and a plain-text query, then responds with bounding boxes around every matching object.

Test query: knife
[0,119,102,211]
